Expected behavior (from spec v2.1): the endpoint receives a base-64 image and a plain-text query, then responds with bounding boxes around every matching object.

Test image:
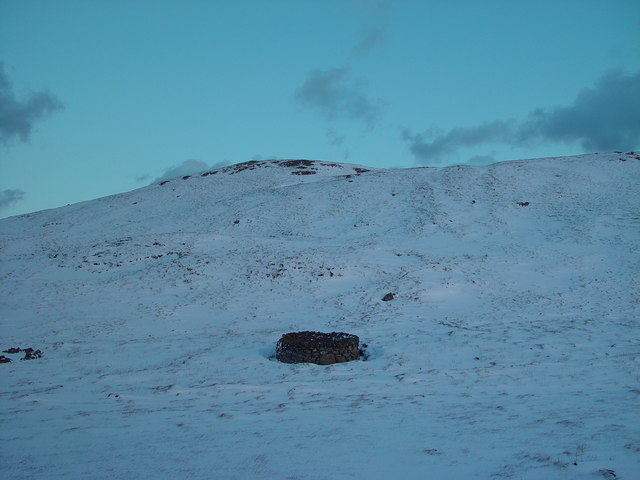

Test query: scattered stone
[517,201,530,207]
[276,331,360,365]
[598,469,617,479]
[423,448,443,456]
[2,346,43,361]
[22,348,43,360]
[222,160,266,174]
[382,293,395,301]
[0,347,42,363]
[359,343,370,361]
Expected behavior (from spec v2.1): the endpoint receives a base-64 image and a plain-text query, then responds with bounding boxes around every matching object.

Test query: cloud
[294,67,383,126]
[153,159,211,183]
[404,121,513,164]
[352,26,387,55]
[467,154,496,166]
[405,69,640,164]
[350,1,393,56]
[135,174,152,183]
[151,159,232,183]
[519,69,640,151]
[251,155,278,162]
[0,189,26,210]
[0,62,64,144]
[326,128,346,146]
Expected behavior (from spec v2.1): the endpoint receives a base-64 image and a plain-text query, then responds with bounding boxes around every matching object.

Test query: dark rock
[3,347,21,354]
[0,355,11,363]
[276,331,360,365]
[517,201,530,207]
[382,293,395,301]
[226,160,265,174]
[22,348,43,360]
[359,343,370,361]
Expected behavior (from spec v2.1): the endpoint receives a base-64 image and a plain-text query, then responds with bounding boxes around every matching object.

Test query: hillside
[1,153,639,479]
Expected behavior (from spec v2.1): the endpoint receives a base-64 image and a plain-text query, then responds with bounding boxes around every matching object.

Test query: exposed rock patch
[279,160,316,168]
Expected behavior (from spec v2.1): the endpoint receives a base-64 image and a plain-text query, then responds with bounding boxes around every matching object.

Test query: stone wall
[275,331,360,365]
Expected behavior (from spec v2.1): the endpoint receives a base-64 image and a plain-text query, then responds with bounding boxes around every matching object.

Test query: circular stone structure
[275,331,360,365]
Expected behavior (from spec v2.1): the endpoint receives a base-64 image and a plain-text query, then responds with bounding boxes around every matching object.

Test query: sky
[0,0,639,218]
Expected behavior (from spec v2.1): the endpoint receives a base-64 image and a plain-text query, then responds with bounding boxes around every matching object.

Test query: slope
[1,153,639,479]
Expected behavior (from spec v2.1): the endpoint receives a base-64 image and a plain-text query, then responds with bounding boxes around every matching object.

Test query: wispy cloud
[250,155,278,162]
[404,121,513,164]
[0,189,26,210]
[467,154,496,166]
[152,159,227,183]
[294,67,383,126]
[0,62,64,144]
[326,128,347,146]
[352,26,388,55]
[405,69,640,164]
[350,0,393,56]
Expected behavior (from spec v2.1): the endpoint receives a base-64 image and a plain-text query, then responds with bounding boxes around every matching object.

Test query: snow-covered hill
[1,153,639,479]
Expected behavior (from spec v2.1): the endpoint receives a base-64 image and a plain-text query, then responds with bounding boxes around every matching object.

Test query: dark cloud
[0,63,64,144]
[352,26,387,55]
[294,67,383,126]
[518,70,640,151]
[404,121,513,163]
[405,69,640,164]
[0,189,26,210]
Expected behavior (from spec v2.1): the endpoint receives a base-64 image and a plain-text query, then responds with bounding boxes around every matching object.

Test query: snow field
[1,153,639,479]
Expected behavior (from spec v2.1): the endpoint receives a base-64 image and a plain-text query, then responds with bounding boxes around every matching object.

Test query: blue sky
[1,0,639,218]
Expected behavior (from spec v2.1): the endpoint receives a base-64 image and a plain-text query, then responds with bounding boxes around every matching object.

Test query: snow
[1,154,639,479]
